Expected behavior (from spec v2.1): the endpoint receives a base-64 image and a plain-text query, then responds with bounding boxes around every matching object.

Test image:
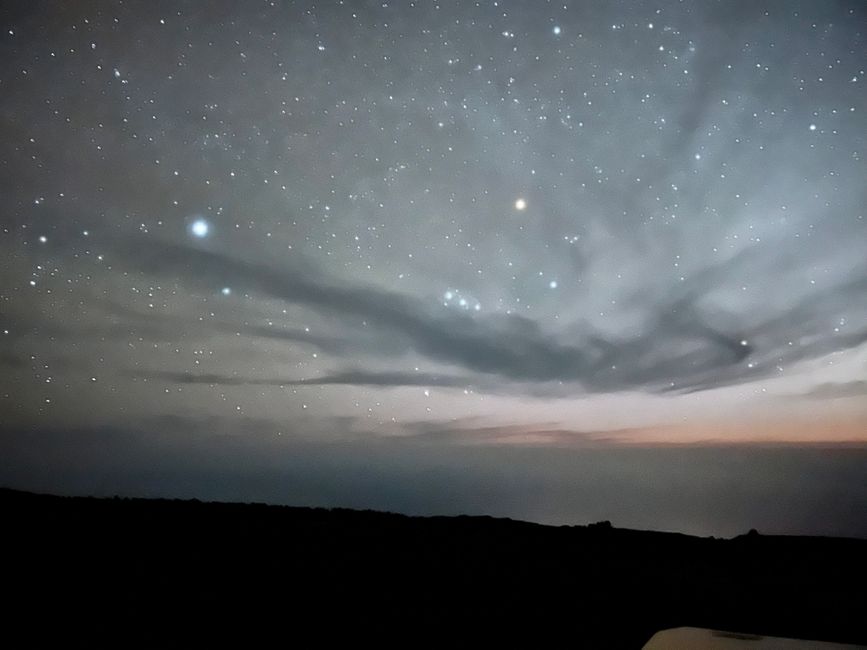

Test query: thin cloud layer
[114,238,867,394]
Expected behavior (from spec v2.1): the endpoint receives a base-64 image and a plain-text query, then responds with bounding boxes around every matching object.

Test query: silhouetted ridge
[3,488,865,648]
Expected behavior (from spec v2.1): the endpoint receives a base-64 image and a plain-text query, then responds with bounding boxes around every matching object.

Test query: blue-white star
[190,219,210,238]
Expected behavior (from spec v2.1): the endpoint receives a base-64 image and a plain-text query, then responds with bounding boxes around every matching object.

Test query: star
[514,198,527,211]
[190,219,210,238]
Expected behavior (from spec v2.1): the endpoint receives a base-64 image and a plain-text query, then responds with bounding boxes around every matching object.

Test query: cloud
[387,418,634,447]
[133,368,473,389]
[212,322,358,355]
[108,237,867,394]
[128,368,607,399]
[801,381,867,400]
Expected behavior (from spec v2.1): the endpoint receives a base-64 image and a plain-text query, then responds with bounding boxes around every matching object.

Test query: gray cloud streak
[800,381,867,400]
[109,237,867,393]
[134,368,473,389]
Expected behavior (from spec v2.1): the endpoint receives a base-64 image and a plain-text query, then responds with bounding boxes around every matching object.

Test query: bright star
[549,280,558,289]
[552,26,561,35]
[515,198,527,211]
[221,287,231,296]
[190,219,210,238]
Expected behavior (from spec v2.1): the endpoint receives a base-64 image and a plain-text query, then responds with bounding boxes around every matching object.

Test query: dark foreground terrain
[3,488,865,648]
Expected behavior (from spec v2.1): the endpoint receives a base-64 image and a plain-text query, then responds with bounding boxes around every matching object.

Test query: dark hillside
[3,488,865,648]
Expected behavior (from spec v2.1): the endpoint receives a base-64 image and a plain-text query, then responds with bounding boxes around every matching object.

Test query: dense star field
[1,1,865,537]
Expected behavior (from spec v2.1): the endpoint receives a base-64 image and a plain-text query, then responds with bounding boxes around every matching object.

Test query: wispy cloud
[800,381,867,400]
[134,368,473,389]
[108,237,867,394]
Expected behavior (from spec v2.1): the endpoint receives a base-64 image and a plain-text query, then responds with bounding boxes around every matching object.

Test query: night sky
[1,1,866,537]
